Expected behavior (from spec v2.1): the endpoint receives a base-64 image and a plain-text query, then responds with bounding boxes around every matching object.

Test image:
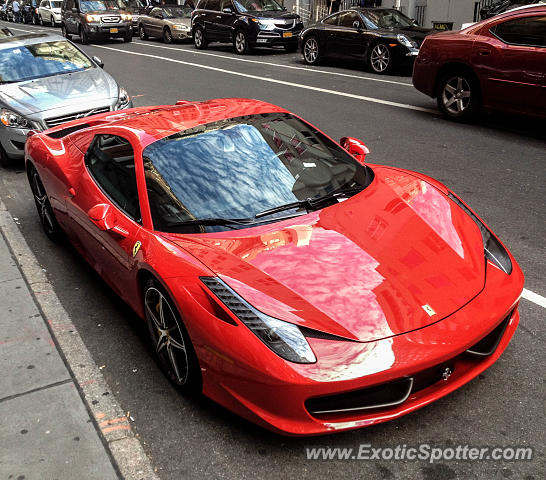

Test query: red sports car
[25,99,524,435]
[413,5,546,120]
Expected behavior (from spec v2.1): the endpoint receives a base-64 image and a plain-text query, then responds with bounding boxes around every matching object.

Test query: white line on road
[129,40,414,87]
[91,44,437,114]
[522,288,546,309]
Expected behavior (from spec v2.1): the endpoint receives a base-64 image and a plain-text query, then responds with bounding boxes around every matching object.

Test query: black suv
[191,0,303,54]
[21,0,40,24]
[61,0,133,44]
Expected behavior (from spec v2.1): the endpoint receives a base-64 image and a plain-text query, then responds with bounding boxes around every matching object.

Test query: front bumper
[171,27,191,40]
[251,26,302,47]
[167,248,524,436]
[85,22,132,39]
[0,125,30,159]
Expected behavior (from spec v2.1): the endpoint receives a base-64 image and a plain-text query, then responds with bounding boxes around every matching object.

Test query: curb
[0,199,160,480]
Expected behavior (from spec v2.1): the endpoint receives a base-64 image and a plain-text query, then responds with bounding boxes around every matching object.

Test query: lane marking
[129,40,414,87]
[91,44,437,114]
[522,288,546,309]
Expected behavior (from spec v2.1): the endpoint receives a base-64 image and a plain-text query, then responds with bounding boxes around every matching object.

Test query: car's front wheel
[437,72,480,121]
[79,26,89,45]
[193,26,207,49]
[28,165,63,242]
[303,36,321,65]
[369,42,392,74]
[163,27,172,44]
[233,29,250,55]
[143,279,202,392]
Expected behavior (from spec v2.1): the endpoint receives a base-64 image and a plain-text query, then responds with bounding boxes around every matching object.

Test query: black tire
[124,30,132,43]
[143,279,202,392]
[79,25,89,45]
[436,71,480,121]
[284,43,298,53]
[193,25,207,49]
[27,164,63,242]
[39,15,43,26]
[61,23,71,40]
[368,42,392,74]
[33,14,39,25]
[303,35,321,65]
[233,29,250,55]
[139,24,148,40]
[163,27,172,44]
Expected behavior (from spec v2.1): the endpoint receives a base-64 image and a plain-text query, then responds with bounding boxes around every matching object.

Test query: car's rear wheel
[369,42,392,74]
[303,36,321,65]
[28,165,62,242]
[193,26,207,49]
[79,26,89,45]
[139,24,148,40]
[39,15,43,26]
[437,72,480,121]
[61,23,71,40]
[234,29,250,55]
[143,279,202,392]
[163,27,172,44]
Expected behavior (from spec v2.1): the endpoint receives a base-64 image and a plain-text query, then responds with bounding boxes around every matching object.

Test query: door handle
[216,15,221,18]
[478,48,491,56]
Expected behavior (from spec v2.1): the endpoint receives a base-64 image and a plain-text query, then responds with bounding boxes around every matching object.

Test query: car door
[473,13,546,114]
[66,133,143,296]
[217,0,235,42]
[319,12,341,56]
[147,7,164,37]
[204,0,221,40]
[330,10,367,58]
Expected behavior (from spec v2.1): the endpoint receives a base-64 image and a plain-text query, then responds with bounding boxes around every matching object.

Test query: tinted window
[195,0,206,8]
[86,135,141,221]
[322,13,339,25]
[207,0,219,11]
[142,113,370,233]
[491,16,546,47]
[338,11,359,28]
[220,0,232,10]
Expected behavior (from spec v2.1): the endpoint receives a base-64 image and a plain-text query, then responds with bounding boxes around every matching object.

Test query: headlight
[201,277,316,363]
[0,108,30,129]
[116,87,131,109]
[172,24,189,30]
[256,18,277,31]
[448,192,512,274]
[397,34,416,49]
[86,14,101,22]
[120,13,132,21]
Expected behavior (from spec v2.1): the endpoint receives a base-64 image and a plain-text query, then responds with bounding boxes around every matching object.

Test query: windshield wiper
[165,217,257,229]
[255,186,364,219]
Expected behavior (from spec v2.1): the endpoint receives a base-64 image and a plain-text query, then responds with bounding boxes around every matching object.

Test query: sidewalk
[0,200,158,480]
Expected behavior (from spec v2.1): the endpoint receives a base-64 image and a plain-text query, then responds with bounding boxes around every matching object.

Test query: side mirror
[222,7,233,14]
[88,204,128,238]
[352,20,361,30]
[340,136,370,165]
[71,7,78,13]
[92,55,104,68]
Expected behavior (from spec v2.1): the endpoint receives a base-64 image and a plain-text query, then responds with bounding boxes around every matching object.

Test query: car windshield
[80,0,123,12]
[0,40,93,84]
[234,0,283,13]
[51,1,61,7]
[142,112,371,233]
[163,6,192,18]
[364,9,415,28]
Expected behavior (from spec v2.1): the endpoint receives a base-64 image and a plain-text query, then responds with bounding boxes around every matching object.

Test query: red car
[25,99,524,435]
[413,5,546,120]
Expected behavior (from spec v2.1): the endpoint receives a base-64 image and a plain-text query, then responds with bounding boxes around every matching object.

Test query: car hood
[0,67,118,115]
[167,18,191,26]
[167,167,487,343]
[248,11,300,20]
[388,25,434,42]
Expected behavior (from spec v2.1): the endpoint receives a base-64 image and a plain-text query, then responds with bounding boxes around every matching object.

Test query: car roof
[0,32,66,49]
[506,2,546,13]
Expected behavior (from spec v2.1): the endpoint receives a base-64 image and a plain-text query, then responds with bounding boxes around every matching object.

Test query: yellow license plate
[110,28,118,33]
[282,32,293,38]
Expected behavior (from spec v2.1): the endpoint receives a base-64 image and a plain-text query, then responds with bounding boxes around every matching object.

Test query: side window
[491,15,546,47]
[220,0,233,11]
[207,0,220,12]
[150,7,161,17]
[338,11,359,28]
[196,0,207,9]
[322,13,339,26]
[85,135,141,222]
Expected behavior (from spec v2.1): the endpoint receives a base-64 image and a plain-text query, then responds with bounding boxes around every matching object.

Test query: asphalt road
[1,21,545,480]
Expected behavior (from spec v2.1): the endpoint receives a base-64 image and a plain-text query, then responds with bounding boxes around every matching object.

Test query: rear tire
[436,71,480,121]
[193,26,207,49]
[139,24,148,40]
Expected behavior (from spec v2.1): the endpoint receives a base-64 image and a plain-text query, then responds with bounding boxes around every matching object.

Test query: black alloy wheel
[143,279,202,392]
[28,165,62,242]
[303,36,321,65]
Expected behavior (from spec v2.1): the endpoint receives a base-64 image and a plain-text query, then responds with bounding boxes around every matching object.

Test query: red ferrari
[413,5,546,120]
[25,99,524,435]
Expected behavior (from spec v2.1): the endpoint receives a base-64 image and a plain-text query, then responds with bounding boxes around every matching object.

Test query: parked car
[0,33,132,166]
[191,0,303,54]
[301,7,433,73]
[37,0,61,25]
[413,5,546,120]
[61,0,133,44]
[139,5,192,43]
[479,0,543,19]
[120,0,150,33]
[0,27,13,36]
[25,97,523,435]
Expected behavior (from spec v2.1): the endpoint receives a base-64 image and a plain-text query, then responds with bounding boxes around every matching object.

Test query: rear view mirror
[88,203,128,237]
[340,136,370,165]
[92,56,104,68]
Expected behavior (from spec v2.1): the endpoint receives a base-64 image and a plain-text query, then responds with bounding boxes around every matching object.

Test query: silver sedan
[0,32,132,167]
[138,6,192,44]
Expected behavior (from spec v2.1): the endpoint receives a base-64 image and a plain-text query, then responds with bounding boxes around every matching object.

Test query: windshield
[364,9,415,28]
[0,40,93,84]
[234,0,283,13]
[163,6,192,18]
[142,113,371,233]
[51,1,61,7]
[80,0,124,12]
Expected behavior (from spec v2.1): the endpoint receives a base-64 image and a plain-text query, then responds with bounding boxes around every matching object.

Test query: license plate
[282,32,292,38]
[110,28,118,34]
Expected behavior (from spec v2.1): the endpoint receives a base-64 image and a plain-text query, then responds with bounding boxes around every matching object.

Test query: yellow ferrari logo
[422,304,436,316]
[132,241,142,257]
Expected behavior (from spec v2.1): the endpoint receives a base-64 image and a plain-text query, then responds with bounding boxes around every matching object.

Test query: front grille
[274,19,296,30]
[44,107,110,129]
[102,16,121,23]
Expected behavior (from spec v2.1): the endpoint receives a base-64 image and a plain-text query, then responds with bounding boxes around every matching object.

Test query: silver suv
[0,33,132,167]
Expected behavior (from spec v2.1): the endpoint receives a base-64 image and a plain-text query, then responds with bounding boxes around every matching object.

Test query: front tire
[437,72,480,121]
[369,42,392,74]
[61,23,71,40]
[143,279,202,392]
[303,36,321,65]
[163,27,172,44]
[193,26,207,50]
[233,29,250,55]
[28,165,63,242]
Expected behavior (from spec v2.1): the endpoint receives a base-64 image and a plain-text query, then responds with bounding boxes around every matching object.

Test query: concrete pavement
[0,199,158,480]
